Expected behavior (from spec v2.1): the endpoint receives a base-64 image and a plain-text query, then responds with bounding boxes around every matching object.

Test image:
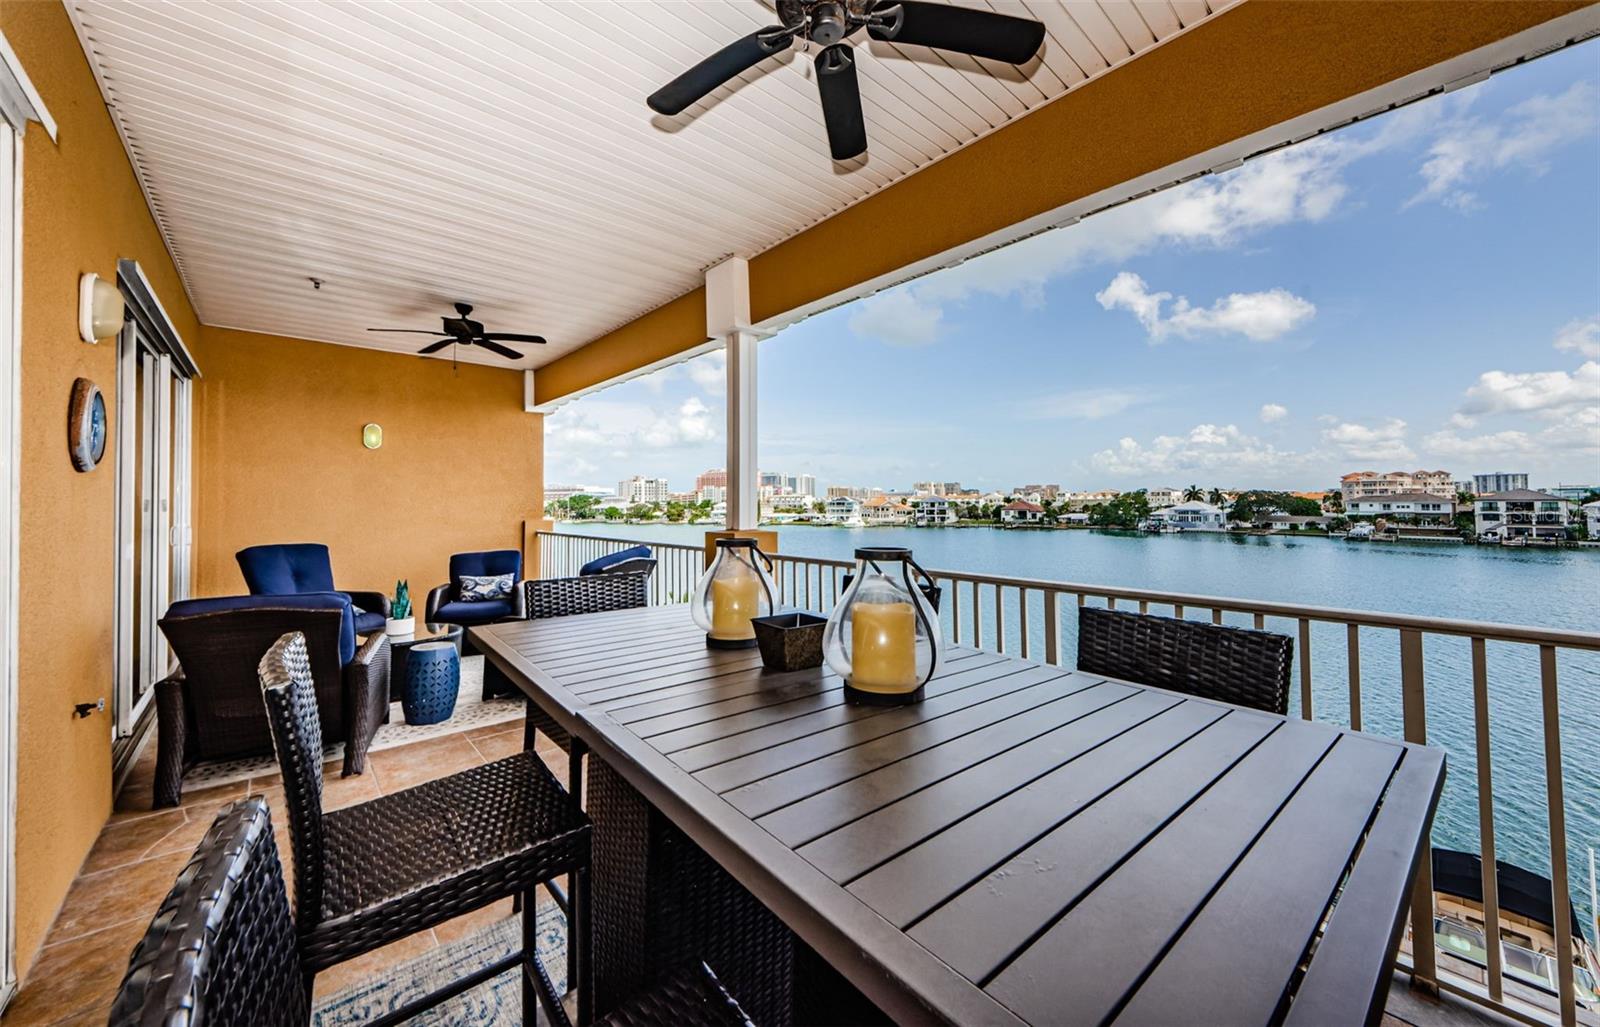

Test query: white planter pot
[386,616,415,637]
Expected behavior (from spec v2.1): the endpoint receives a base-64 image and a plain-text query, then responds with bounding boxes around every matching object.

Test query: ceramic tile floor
[3,720,566,1027]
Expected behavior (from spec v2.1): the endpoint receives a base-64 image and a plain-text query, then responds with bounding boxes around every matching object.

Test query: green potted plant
[387,579,414,636]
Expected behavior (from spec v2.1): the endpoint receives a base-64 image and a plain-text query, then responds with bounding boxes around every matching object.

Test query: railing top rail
[539,530,703,554]
[544,531,1600,650]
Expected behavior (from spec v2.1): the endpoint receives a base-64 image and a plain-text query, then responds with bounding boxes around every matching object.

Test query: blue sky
[547,43,1600,495]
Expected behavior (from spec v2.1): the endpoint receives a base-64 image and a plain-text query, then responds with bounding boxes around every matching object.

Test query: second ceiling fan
[648,1,1047,161]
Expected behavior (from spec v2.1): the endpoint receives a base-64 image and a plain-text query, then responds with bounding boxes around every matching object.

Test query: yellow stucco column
[702,529,779,570]
[525,517,555,578]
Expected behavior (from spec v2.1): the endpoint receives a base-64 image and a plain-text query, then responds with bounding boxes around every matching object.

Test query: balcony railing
[537,530,1600,1027]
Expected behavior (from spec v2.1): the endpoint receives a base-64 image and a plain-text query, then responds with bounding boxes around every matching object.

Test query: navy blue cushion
[350,606,386,635]
[449,550,521,602]
[434,598,515,626]
[580,545,652,576]
[236,544,336,596]
[163,592,356,665]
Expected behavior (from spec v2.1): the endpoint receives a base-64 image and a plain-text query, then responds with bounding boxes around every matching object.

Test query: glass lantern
[823,547,942,705]
[691,538,777,649]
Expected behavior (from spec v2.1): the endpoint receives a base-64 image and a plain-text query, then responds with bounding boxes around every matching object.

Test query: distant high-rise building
[696,485,726,504]
[1473,472,1529,495]
[759,471,784,489]
[1340,470,1453,506]
[618,476,670,504]
[796,474,816,497]
[695,468,727,492]
[827,485,869,500]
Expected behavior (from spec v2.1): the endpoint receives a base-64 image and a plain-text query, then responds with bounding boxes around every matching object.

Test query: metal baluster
[1173,603,1183,618]
[1346,624,1362,732]
[1298,619,1313,720]
[972,583,983,649]
[1254,612,1265,630]
[1400,628,1438,997]
[994,586,1006,654]
[1470,637,1503,1002]
[1044,591,1059,666]
[1540,645,1577,1026]
[1212,608,1223,625]
[1139,599,1149,614]
[1107,596,1117,611]
[950,577,962,645]
[1019,588,1031,660]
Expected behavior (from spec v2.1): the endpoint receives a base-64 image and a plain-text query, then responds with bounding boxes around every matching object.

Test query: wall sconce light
[362,423,383,449]
[78,273,125,343]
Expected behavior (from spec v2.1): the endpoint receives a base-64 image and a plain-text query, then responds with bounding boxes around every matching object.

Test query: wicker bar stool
[109,797,754,1027]
[1076,605,1293,715]
[257,631,589,1026]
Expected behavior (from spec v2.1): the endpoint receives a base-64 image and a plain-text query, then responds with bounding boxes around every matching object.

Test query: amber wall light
[362,423,383,449]
[78,273,125,343]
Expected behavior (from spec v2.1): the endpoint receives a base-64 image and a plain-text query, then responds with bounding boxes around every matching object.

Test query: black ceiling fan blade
[647,26,793,115]
[417,339,455,354]
[479,332,547,344]
[368,328,449,334]
[868,1,1045,64]
[474,339,524,360]
[815,45,867,161]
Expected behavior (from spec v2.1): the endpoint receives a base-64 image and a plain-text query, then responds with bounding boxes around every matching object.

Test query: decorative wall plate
[69,378,107,472]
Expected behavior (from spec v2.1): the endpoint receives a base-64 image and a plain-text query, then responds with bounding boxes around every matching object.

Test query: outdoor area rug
[181,655,524,791]
[313,902,565,1027]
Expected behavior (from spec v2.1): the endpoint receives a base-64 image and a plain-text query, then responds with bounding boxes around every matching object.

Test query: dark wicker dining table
[474,604,1444,1026]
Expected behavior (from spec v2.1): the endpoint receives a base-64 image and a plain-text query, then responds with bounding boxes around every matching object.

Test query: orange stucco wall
[190,327,540,601]
[533,0,1587,405]
[1,0,202,973]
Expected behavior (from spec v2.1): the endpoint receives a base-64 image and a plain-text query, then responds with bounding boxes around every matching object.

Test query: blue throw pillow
[459,572,514,603]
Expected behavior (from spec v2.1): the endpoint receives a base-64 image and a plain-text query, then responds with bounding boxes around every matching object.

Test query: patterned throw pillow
[459,573,514,603]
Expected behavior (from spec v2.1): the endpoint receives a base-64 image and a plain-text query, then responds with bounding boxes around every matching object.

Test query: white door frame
[0,26,53,1012]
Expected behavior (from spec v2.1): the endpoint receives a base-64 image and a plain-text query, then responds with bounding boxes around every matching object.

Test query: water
[558,521,1600,932]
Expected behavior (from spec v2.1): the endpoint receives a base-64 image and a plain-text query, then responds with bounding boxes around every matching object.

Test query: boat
[1345,523,1375,541]
[1412,849,1600,1016]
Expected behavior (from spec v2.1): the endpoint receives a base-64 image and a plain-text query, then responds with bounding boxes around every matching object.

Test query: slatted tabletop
[476,604,1444,1026]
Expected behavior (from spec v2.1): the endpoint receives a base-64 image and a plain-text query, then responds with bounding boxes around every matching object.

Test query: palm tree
[1183,484,1204,502]
[1207,488,1225,506]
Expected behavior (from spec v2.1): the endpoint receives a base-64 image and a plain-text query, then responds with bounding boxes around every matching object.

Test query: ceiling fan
[366,302,545,361]
[647,0,1046,161]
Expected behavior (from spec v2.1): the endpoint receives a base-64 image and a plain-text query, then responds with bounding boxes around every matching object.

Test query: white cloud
[1423,409,1599,460]
[1095,271,1315,342]
[1089,422,1314,478]
[685,349,726,395]
[1023,387,1147,420]
[1459,361,1600,418]
[847,287,944,347]
[1321,418,1415,463]
[1259,403,1288,423]
[545,394,721,457]
[1407,81,1598,210]
[1554,316,1600,359]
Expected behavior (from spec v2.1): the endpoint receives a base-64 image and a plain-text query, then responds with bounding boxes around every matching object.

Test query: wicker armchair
[257,630,590,1025]
[1076,606,1292,715]
[422,550,529,699]
[518,570,652,751]
[109,793,750,1027]
[108,797,307,1027]
[154,594,389,808]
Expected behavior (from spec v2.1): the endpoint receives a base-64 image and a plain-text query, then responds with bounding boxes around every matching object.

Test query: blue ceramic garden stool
[401,641,459,725]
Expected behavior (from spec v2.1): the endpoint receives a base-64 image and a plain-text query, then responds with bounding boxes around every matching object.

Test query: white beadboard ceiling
[66,0,1232,369]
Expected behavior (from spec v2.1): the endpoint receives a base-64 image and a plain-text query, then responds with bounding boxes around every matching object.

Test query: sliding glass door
[114,321,191,740]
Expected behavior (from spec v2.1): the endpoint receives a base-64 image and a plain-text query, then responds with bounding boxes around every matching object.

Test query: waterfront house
[1148,500,1231,532]
[1340,469,1456,506]
[2,4,1596,1026]
[1146,487,1185,509]
[1001,500,1047,524]
[861,495,913,526]
[1583,501,1600,540]
[1348,493,1458,522]
[1474,490,1574,542]
[824,496,864,525]
[912,496,958,527]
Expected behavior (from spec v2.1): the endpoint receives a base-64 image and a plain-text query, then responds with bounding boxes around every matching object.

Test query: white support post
[725,330,758,530]
[705,257,760,531]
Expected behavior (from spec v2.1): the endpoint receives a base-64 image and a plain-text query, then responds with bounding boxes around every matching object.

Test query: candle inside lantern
[849,601,918,692]
[709,573,760,640]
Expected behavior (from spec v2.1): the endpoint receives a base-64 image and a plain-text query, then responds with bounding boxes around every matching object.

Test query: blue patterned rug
[312,901,565,1026]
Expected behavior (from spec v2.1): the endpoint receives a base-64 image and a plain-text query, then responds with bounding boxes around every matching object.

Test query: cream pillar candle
[849,601,918,692]
[710,573,760,639]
